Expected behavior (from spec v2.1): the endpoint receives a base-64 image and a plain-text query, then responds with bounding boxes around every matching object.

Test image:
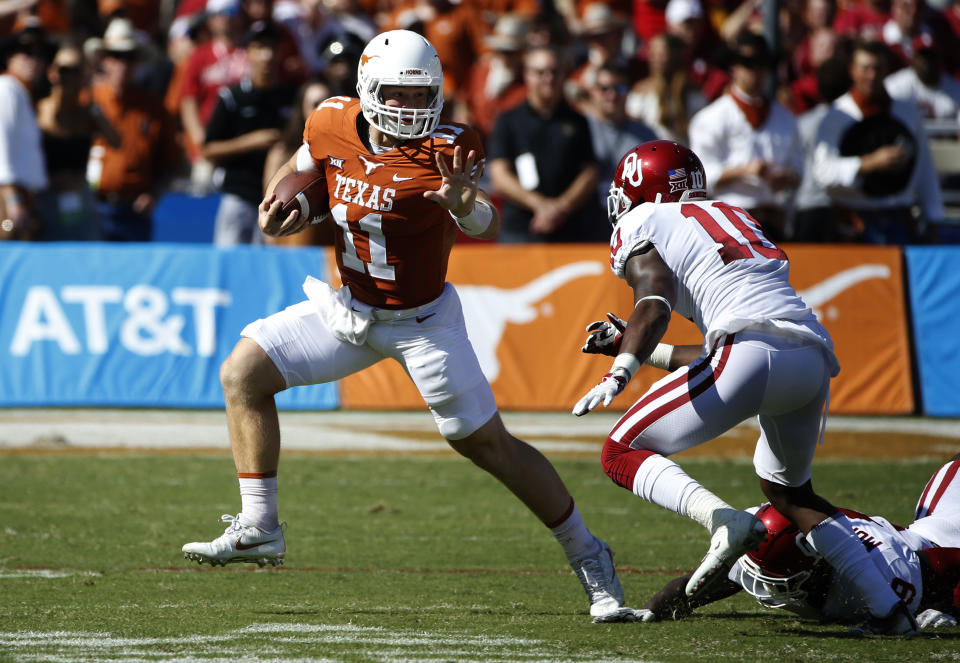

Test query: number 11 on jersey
[330,202,396,281]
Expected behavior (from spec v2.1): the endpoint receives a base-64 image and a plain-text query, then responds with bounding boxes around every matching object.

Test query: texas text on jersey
[303,96,485,309]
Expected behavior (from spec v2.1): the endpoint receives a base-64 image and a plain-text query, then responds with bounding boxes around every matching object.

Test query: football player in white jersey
[634,457,960,631]
[573,140,917,634]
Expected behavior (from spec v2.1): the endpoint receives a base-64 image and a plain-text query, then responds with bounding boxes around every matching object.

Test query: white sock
[684,486,738,534]
[632,454,706,521]
[550,505,599,562]
[806,513,900,617]
[239,476,279,531]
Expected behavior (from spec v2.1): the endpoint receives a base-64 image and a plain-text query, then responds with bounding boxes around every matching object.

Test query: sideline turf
[0,454,953,662]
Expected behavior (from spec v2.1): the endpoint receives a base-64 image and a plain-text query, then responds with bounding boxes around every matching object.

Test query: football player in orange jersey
[182,29,634,623]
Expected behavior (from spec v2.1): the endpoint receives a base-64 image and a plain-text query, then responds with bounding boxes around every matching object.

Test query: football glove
[581,313,626,356]
[573,368,629,416]
[917,608,958,629]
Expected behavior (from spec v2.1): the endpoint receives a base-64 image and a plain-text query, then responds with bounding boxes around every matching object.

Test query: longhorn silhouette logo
[358,155,384,176]
[456,262,891,385]
[458,261,605,381]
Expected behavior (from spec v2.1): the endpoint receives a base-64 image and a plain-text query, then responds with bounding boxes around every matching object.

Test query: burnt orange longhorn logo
[360,54,379,69]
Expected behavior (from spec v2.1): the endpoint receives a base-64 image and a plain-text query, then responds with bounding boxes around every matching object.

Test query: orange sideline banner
[335,244,913,415]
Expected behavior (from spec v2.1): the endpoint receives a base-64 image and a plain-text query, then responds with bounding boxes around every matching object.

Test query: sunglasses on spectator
[597,83,628,95]
[57,65,81,75]
[526,67,560,76]
[106,50,138,61]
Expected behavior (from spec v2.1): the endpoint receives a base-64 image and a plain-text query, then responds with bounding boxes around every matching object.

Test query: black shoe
[849,600,919,636]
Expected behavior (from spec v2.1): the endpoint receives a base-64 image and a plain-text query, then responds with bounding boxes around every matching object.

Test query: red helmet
[739,504,827,609]
[607,140,707,225]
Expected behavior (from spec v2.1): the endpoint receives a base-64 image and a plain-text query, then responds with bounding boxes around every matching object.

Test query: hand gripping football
[273,170,330,225]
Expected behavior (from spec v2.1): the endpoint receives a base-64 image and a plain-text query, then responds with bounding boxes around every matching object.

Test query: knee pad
[601,437,655,490]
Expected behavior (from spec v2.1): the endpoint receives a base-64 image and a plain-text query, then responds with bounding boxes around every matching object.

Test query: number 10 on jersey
[682,201,786,264]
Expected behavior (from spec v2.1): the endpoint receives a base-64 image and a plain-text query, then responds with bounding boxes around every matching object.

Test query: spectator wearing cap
[240,0,306,86]
[0,27,50,241]
[664,0,729,102]
[884,40,960,119]
[812,39,943,243]
[584,62,657,209]
[317,32,364,96]
[565,3,631,111]
[87,18,179,241]
[688,31,804,241]
[626,31,705,142]
[203,23,296,245]
[488,45,604,243]
[180,0,247,169]
[460,13,529,139]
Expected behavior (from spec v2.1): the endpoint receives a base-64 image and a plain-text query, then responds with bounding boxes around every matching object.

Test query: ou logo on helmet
[621,151,643,187]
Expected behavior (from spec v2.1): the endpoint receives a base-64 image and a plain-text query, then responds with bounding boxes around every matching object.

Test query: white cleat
[182,514,286,568]
[685,510,766,598]
[570,537,630,622]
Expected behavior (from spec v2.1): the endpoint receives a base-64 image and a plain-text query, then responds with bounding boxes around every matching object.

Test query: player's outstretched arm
[425,145,501,239]
[573,248,677,416]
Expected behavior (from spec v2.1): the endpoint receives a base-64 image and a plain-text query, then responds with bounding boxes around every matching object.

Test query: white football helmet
[356,30,444,140]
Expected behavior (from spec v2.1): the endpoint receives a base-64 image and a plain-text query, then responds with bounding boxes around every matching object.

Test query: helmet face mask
[739,504,828,610]
[357,30,444,140]
[606,140,707,226]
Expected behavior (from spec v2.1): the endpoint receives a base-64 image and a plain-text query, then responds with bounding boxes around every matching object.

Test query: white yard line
[0,623,660,663]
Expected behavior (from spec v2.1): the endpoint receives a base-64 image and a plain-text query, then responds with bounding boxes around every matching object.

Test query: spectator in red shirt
[834,0,890,40]
[665,0,729,102]
[180,0,247,164]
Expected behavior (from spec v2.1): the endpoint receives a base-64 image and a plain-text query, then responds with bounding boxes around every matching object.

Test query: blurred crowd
[1,0,959,245]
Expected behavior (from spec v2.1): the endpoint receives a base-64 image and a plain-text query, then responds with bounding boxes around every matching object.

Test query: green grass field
[1,450,956,662]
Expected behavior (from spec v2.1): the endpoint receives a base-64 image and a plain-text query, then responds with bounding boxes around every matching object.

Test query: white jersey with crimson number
[609,198,838,372]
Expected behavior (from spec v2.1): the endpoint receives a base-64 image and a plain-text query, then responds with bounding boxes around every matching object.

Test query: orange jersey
[303,97,485,309]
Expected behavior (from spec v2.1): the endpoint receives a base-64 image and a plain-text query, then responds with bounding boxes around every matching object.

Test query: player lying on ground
[574,139,917,634]
[633,457,960,632]
[183,29,633,622]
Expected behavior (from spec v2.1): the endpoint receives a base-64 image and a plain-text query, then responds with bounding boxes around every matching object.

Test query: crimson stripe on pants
[921,460,960,518]
[614,334,736,446]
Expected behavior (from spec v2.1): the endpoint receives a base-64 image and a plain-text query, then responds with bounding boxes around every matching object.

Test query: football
[273,169,330,225]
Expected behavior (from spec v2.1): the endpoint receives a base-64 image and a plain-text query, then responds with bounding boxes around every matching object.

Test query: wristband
[644,343,675,370]
[635,295,672,314]
[450,200,493,236]
[612,353,641,382]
